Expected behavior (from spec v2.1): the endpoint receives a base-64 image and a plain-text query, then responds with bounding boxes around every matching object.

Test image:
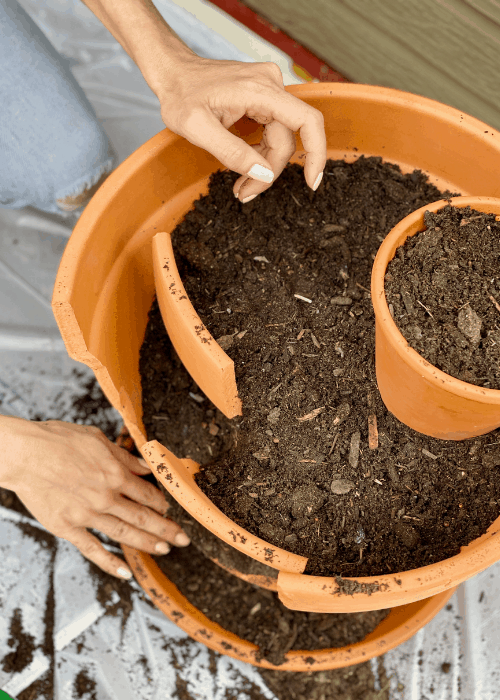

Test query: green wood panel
[243,0,500,130]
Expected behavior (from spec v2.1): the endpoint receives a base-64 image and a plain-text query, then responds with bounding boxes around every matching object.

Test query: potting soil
[153,543,389,667]
[385,204,500,388]
[141,156,500,577]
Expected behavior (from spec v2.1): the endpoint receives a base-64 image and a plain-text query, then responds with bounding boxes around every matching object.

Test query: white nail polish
[246,164,274,183]
[155,542,171,554]
[241,194,258,204]
[313,172,323,191]
[117,567,132,579]
[174,532,191,547]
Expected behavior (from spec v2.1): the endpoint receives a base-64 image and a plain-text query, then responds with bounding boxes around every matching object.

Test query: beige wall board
[243,0,500,130]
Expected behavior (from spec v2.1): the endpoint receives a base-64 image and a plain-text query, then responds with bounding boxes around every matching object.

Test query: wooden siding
[243,0,500,130]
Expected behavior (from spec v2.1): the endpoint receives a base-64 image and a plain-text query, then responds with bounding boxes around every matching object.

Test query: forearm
[79,0,197,97]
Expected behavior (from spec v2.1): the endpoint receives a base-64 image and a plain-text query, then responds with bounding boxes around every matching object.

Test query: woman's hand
[0,417,189,579]
[79,0,327,201]
[157,56,327,203]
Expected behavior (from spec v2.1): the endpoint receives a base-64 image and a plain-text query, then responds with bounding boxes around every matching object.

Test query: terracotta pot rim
[54,82,494,314]
[121,544,456,672]
[372,196,500,404]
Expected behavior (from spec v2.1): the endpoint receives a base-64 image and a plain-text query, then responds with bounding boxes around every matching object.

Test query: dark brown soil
[153,543,389,666]
[140,301,235,465]
[217,658,389,700]
[385,204,500,388]
[73,667,98,699]
[17,671,54,700]
[258,656,390,700]
[1,608,37,674]
[140,301,277,581]
[140,157,500,577]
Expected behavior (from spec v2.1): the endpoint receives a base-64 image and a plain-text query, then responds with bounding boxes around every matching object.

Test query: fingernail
[155,542,171,554]
[246,164,274,184]
[117,567,132,579]
[174,531,191,547]
[313,172,323,191]
[234,191,239,198]
[241,194,258,204]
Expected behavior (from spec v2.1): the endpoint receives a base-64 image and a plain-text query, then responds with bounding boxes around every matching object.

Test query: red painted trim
[208,0,351,83]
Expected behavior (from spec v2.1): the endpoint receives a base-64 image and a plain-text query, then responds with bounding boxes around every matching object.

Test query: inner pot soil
[152,543,389,667]
[384,204,500,389]
[141,156,500,578]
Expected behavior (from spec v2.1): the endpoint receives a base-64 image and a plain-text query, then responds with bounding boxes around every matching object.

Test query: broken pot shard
[152,231,242,419]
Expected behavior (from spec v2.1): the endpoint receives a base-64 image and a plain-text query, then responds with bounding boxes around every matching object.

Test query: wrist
[81,0,197,100]
[0,415,34,489]
[135,28,198,100]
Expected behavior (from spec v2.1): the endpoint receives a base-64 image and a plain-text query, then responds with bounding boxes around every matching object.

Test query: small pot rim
[371,196,500,404]
[121,544,456,672]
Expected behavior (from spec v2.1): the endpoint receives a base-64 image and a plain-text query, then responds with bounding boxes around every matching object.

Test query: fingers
[106,441,151,475]
[90,511,189,553]
[182,108,276,185]
[242,89,327,191]
[234,121,296,202]
[65,527,134,580]
[119,471,169,517]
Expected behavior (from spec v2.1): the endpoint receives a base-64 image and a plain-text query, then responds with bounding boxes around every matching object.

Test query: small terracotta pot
[372,196,500,439]
[53,83,500,612]
[121,544,456,672]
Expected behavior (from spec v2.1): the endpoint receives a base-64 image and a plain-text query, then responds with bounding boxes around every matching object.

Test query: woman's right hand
[0,416,190,579]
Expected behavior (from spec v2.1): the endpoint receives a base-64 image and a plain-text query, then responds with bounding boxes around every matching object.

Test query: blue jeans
[0,0,116,216]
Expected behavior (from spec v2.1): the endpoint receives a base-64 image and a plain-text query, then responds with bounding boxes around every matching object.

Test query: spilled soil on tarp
[1,608,37,674]
[385,204,500,388]
[153,543,389,667]
[140,157,500,578]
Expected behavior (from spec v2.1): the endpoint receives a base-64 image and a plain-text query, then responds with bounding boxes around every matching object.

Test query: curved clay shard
[152,231,242,419]
[122,543,455,670]
[141,440,307,574]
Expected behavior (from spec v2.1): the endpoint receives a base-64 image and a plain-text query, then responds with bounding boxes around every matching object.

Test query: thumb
[182,109,275,184]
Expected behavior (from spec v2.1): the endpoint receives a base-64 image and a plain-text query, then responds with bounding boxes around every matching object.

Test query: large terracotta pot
[121,544,456,672]
[53,83,500,613]
[372,196,500,440]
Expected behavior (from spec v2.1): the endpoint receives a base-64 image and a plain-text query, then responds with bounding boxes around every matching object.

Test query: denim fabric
[0,0,116,216]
